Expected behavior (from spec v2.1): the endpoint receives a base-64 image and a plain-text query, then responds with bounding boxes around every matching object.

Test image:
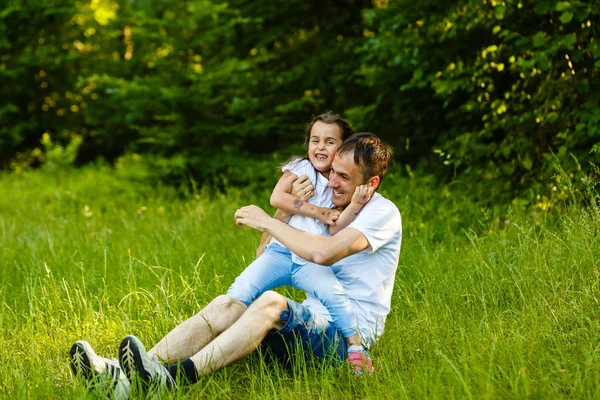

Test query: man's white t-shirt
[302,192,402,347]
[270,158,333,265]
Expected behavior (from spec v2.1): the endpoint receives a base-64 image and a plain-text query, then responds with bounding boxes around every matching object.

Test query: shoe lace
[120,341,136,372]
[71,350,88,374]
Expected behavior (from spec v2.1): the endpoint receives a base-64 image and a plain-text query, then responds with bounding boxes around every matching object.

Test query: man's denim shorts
[260,297,348,363]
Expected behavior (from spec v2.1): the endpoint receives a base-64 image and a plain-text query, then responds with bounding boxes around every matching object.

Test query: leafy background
[2,2,600,398]
[1,0,599,198]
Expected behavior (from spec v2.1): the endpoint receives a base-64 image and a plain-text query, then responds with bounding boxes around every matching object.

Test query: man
[70,133,402,397]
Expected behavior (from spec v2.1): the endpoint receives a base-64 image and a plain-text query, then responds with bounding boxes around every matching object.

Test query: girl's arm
[329,184,374,236]
[257,172,335,257]
[271,170,340,226]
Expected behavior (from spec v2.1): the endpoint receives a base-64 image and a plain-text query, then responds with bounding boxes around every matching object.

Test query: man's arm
[236,205,369,265]
[257,172,325,257]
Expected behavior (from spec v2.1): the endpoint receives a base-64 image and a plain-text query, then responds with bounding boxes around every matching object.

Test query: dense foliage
[356,0,600,188]
[1,0,598,194]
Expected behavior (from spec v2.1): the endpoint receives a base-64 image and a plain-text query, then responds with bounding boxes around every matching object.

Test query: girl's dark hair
[282,111,355,168]
[304,111,355,146]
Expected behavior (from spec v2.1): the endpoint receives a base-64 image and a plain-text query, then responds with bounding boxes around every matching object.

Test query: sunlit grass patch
[1,167,599,399]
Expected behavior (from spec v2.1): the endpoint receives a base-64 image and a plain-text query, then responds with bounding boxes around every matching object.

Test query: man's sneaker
[69,340,130,399]
[347,347,374,375]
[118,335,176,392]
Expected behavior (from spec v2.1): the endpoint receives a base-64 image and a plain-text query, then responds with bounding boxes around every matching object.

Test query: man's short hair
[337,133,393,182]
[305,111,355,145]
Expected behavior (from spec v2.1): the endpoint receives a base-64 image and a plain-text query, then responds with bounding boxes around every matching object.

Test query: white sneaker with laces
[118,335,176,392]
[70,340,130,399]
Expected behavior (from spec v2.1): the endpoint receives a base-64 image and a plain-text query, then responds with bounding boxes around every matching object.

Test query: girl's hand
[291,174,315,201]
[351,185,374,207]
[317,207,341,226]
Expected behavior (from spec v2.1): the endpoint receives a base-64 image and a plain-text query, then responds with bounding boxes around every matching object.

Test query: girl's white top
[270,158,333,265]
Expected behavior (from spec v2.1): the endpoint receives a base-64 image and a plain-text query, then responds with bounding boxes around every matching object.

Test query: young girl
[227,112,371,359]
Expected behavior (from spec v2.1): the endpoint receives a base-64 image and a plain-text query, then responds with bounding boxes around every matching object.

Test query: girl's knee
[226,279,256,306]
[313,279,345,300]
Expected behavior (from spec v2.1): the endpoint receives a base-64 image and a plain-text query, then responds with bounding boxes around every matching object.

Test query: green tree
[354,0,599,190]
[0,0,85,168]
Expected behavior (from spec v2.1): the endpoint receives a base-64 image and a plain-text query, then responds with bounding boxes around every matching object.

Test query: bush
[353,0,600,194]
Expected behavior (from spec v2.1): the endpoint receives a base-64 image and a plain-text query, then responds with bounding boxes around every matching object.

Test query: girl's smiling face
[307,121,343,177]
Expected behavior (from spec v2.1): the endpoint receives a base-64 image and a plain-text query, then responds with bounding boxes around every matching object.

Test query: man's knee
[249,291,288,329]
[213,294,246,308]
[198,294,247,318]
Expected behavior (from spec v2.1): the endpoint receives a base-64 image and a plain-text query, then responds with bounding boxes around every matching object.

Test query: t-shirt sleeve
[348,198,401,253]
[281,158,313,178]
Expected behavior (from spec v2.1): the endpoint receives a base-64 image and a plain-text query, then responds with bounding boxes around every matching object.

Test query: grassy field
[0,166,599,399]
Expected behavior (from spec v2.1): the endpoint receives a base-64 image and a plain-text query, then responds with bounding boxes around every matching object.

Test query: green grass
[1,166,599,399]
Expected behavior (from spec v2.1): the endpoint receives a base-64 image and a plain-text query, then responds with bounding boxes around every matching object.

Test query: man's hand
[291,174,315,201]
[235,205,271,232]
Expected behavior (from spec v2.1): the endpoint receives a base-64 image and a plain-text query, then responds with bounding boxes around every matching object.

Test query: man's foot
[118,335,176,391]
[69,340,130,399]
[347,346,374,375]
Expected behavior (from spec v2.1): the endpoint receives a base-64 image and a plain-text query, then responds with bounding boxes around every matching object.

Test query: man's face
[328,151,365,207]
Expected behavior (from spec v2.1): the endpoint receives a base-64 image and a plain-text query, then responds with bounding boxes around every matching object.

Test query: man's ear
[367,176,380,190]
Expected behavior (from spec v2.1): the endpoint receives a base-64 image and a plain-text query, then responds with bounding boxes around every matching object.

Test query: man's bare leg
[150,294,247,363]
[189,291,287,375]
